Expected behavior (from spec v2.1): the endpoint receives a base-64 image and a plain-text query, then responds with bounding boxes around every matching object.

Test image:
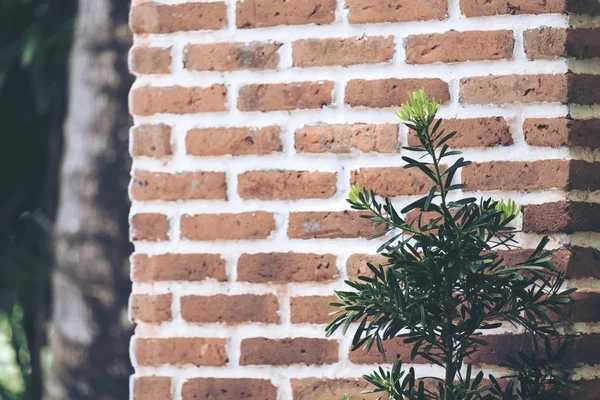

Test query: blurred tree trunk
[47,0,133,399]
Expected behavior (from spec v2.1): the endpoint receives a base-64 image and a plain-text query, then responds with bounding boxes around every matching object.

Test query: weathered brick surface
[238,170,337,200]
[351,167,435,197]
[181,295,279,324]
[460,75,568,104]
[293,36,395,67]
[523,202,600,234]
[238,253,337,283]
[181,212,276,241]
[291,378,376,400]
[132,124,172,158]
[130,3,226,34]
[133,376,171,400]
[238,81,333,112]
[130,214,169,242]
[186,126,282,156]
[460,0,565,17]
[130,47,171,74]
[236,0,336,28]
[131,85,227,115]
[523,118,600,148]
[346,0,448,24]
[346,78,449,108]
[182,378,277,400]
[406,30,514,64]
[347,254,389,280]
[132,254,227,282]
[131,294,172,323]
[463,160,579,192]
[295,124,399,153]
[129,0,600,396]
[240,338,338,365]
[407,118,512,148]
[184,42,282,71]
[288,211,385,239]
[291,296,337,324]
[131,171,227,201]
[135,338,228,366]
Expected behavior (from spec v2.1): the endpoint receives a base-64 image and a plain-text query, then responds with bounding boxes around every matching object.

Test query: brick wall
[128,1,600,399]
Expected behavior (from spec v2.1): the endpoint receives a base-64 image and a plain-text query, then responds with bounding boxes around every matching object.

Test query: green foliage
[327,91,579,400]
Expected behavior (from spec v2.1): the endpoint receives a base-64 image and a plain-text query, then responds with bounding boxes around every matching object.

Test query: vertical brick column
[128,0,600,398]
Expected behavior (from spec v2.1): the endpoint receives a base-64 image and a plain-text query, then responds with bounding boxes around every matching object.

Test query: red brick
[131,85,227,115]
[523,202,600,234]
[292,36,395,67]
[131,171,227,201]
[184,42,281,71]
[406,30,514,64]
[240,338,338,365]
[459,0,565,17]
[567,292,600,322]
[135,338,228,366]
[130,3,226,34]
[288,211,385,239]
[351,167,434,197]
[131,214,169,242]
[407,118,512,148]
[291,378,377,400]
[568,74,600,105]
[238,253,338,283]
[238,81,333,112]
[566,247,600,279]
[133,376,171,400]
[131,294,172,323]
[295,124,399,154]
[182,378,277,400]
[132,254,227,282]
[291,296,337,324]
[463,160,572,192]
[132,124,172,158]
[181,295,279,324]
[573,379,600,400]
[186,126,282,156]
[181,212,276,241]
[130,47,171,74]
[566,29,600,59]
[345,78,449,108]
[238,170,337,200]
[236,0,336,28]
[346,0,448,24]
[347,254,389,280]
[460,75,568,104]
[523,118,600,148]
[524,28,568,60]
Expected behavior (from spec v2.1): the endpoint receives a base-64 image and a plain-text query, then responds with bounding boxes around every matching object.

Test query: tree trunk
[47,1,133,399]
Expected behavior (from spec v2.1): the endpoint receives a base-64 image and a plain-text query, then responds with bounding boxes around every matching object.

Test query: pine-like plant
[327,91,581,400]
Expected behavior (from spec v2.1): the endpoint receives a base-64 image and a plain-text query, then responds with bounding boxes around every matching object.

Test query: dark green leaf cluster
[327,90,579,400]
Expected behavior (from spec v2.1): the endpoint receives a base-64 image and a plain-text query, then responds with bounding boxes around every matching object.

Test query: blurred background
[0,0,133,398]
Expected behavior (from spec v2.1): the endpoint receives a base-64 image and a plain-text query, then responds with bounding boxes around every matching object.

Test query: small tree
[327,91,581,400]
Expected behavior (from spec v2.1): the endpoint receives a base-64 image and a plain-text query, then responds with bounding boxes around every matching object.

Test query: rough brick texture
[406,30,514,64]
[293,36,395,67]
[130,3,227,34]
[129,1,600,398]
[132,124,172,158]
[181,295,279,324]
[237,253,337,283]
[295,123,399,153]
[184,42,282,71]
[186,126,282,156]
[182,379,277,400]
[130,47,171,75]
[240,338,338,365]
[238,170,337,200]
[238,81,333,112]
